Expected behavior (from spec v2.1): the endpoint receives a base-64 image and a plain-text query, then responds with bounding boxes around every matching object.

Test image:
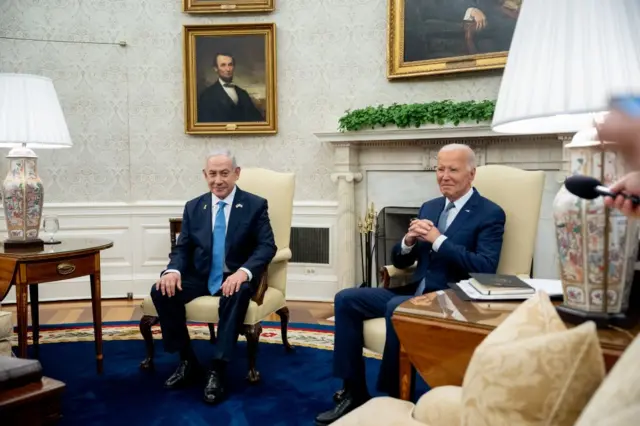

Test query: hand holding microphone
[565,174,640,217]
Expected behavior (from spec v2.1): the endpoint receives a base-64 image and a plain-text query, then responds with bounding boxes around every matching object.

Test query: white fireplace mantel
[315,124,571,291]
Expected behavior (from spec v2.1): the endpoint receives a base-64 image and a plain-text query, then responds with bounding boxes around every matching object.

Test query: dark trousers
[332,283,417,398]
[150,277,253,363]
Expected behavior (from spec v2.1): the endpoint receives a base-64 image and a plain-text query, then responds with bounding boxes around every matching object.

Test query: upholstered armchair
[139,168,295,383]
[0,307,12,357]
[364,165,546,356]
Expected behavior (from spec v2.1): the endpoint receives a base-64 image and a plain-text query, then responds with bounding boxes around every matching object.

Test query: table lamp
[492,0,640,327]
[0,74,72,249]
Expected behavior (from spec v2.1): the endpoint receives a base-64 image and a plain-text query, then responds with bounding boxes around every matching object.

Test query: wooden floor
[1,299,335,326]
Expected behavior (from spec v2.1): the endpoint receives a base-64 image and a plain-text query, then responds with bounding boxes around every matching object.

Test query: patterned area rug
[12,321,382,359]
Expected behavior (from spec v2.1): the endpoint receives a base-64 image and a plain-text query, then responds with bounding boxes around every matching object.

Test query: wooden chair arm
[379,262,417,289]
[250,248,291,306]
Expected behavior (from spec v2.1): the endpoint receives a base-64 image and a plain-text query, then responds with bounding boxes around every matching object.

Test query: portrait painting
[387,0,522,79]
[183,23,277,134]
[183,0,275,14]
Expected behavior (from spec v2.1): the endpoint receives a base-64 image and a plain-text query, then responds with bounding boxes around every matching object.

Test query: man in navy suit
[315,143,506,425]
[151,149,276,404]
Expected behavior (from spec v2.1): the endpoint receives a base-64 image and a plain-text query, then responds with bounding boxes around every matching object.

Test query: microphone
[564,175,640,205]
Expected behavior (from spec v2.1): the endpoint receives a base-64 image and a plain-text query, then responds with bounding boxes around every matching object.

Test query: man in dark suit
[151,149,276,404]
[197,53,264,123]
[315,144,506,425]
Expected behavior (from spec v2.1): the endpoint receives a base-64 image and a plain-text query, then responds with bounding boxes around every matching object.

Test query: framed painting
[387,0,521,79]
[183,0,275,14]
[183,23,277,135]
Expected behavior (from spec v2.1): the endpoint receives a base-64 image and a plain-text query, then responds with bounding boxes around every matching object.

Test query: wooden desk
[0,239,113,373]
[0,377,65,425]
[392,290,639,401]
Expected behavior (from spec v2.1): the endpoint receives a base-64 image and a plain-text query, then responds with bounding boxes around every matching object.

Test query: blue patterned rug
[18,321,426,425]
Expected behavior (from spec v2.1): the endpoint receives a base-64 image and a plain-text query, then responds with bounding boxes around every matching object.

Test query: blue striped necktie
[208,200,226,295]
[415,202,455,296]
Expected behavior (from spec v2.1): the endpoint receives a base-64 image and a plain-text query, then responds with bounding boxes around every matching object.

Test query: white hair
[438,143,476,170]
[206,148,237,168]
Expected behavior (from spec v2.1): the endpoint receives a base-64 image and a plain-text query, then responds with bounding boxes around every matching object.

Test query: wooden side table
[392,290,640,401]
[0,377,65,424]
[0,238,113,373]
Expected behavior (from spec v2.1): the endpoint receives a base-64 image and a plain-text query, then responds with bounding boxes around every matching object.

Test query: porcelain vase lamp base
[553,128,639,329]
[2,145,44,250]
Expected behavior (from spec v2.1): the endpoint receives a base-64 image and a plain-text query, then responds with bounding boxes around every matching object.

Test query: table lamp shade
[0,73,72,148]
[492,0,640,134]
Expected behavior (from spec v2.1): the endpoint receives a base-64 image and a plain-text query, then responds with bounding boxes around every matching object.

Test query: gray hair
[438,143,476,170]
[206,148,237,168]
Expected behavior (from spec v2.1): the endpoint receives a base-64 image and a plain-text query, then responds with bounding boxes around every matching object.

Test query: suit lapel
[225,187,245,255]
[201,193,213,254]
[443,189,480,237]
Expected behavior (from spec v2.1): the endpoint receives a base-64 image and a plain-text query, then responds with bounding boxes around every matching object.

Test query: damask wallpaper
[0,0,502,202]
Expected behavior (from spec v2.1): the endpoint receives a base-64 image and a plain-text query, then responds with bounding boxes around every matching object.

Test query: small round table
[0,238,114,373]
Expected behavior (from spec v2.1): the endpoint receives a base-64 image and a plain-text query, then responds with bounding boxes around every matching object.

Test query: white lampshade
[492,0,640,134]
[0,73,72,149]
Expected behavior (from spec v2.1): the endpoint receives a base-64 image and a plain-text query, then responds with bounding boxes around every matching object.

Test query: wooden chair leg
[244,323,262,384]
[275,307,294,353]
[139,315,159,370]
[207,323,216,344]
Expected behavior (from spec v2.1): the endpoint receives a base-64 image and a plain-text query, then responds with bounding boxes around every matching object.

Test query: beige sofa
[336,291,640,426]
[0,307,12,357]
[363,165,546,356]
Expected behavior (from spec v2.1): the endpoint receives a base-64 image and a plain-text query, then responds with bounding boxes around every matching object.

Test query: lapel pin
[465,209,470,213]
[235,203,243,208]
[204,204,207,210]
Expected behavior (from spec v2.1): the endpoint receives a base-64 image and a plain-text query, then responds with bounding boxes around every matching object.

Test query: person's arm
[240,200,277,280]
[163,203,192,276]
[436,208,506,273]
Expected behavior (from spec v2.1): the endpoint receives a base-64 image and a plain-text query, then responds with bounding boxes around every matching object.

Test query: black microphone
[564,175,640,205]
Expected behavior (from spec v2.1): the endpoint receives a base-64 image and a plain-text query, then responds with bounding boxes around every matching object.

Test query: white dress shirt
[401,187,475,254]
[164,185,253,281]
[220,78,238,104]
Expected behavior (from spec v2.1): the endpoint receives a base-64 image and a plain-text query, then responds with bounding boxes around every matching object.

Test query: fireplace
[316,123,569,291]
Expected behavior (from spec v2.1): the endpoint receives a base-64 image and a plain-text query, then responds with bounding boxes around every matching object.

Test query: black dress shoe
[315,393,369,425]
[164,359,201,389]
[203,370,226,404]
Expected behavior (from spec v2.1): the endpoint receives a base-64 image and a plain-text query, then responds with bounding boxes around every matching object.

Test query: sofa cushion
[574,331,640,426]
[461,291,605,426]
[332,396,425,426]
[141,287,286,325]
[413,385,462,426]
[0,310,12,357]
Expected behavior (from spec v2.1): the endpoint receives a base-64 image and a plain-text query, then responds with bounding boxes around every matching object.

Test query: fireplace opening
[375,206,420,287]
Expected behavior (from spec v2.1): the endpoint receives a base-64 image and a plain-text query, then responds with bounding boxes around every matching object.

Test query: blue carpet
[32,322,428,425]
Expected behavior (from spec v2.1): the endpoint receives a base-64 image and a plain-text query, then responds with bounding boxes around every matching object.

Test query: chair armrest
[251,248,291,306]
[271,248,292,264]
[379,262,417,289]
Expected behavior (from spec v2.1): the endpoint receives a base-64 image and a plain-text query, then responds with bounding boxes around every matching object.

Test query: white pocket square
[235,203,243,208]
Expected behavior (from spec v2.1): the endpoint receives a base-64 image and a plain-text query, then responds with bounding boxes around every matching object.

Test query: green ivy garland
[337,100,496,132]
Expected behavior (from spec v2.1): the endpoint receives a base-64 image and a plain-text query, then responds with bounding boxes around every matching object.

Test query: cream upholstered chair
[0,307,12,357]
[365,165,546,356]
[139,168,295,383]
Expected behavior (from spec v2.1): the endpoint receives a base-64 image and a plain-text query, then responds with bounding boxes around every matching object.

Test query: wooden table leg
[90,271,103,373]
[29,285,40,358]
[399,345,414,401]
[16,283,29,358]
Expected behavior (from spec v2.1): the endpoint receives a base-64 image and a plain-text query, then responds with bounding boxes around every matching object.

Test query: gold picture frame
[387,0,521,79]
[183,23,277,135]
[183,0,275,14]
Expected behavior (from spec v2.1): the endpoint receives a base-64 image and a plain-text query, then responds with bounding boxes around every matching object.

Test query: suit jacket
[165,187,277,292]
[391,188,505,294]
[197,81,264,123]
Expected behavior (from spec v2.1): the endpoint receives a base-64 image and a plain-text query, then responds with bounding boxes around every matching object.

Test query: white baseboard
[0,201,339,303]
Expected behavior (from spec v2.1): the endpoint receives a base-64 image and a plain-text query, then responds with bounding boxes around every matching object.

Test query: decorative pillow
[460,291,605,426]
[574,331,640,426]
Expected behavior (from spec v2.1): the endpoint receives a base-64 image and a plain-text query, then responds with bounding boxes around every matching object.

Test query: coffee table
[391,289,640,401]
